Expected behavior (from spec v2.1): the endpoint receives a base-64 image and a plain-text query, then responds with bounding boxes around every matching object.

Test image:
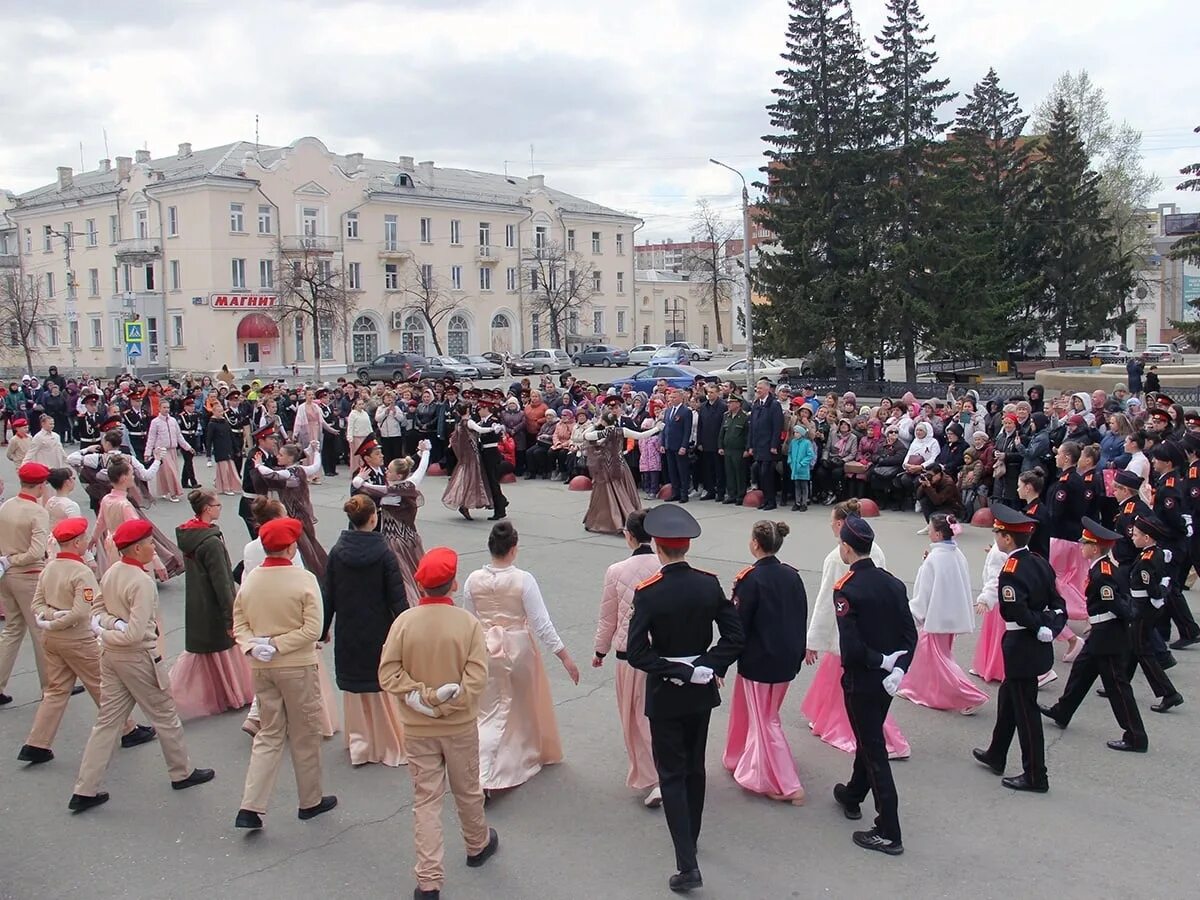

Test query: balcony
[0,253,18,269]
[280,234,341,254]
[114,237,162,263]
[377,240,413,260]
[477,245,499,265]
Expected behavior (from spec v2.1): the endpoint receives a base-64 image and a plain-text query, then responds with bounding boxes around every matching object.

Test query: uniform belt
[664,655,700,664]
[1130,589,1149,598]
[1004,621,1025,632]
[1089,612,1118,624]
[242,492,258,500]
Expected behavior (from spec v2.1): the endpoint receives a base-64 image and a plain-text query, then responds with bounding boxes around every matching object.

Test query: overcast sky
[2,0,1195,241]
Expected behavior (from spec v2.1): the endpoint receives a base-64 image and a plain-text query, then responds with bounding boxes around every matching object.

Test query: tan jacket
[378,600,488,737]
[97,559,160,653]
[0,494,50,574]
[31,554,100,642]
[233,563,322,668]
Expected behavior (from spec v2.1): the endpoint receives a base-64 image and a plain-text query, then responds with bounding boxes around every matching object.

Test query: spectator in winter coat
[787,425,816,511]
[915,464,962,531]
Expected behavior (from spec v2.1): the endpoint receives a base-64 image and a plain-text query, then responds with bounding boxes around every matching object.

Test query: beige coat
[233,562,322,668]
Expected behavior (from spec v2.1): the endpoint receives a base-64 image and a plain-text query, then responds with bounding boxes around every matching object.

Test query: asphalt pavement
[0,451,1197,900]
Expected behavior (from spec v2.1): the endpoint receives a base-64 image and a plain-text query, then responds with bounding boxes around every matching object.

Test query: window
[86,219,97,246]
[302,207,319,237]
[122,264,132,292]
[167,206,178,237]
[591,270,602,292]
[447,314,469,356]
[112,316,124,348]
[450,220,462,245]
[230,203,245,232]
[24,228,31,253]
[617,309,627,334]
[145,316,158,359]
[231,258,246,288]
[568,311,579,335]
[401,314,426,354]
[316,258,332,281]
[259,259,274,289]
[384,215,398,250]
[345,211,359,239]
[66,270,76,299]
[478,222,491,251]
[8,321,18,347]
[506,267,518,291]
[89,268,100,297]
[567,229,576,252]
[46,272,55,297]
[592,231,602,254]
[530,268,539,290]
[170,260,181,291]
[109,215,119,243]
[385,264,399,290]
[535,226,548,249]
[532,320,540,346]
[617,271,625,293]
[347,261,361,290]
[549,267,558,290]
[351,315,379,363]
[479,267,492,291]
[257,205,273,235]
[420,263,433,287]
[171,314,184,347]
[505,224,516,248]
[420,217,432,244]
[616,232,624,255]
[111,267,119,293]
[451,266,463,291]
[144,264,155,291]
[43,225,52,252]
[47,319,60,347]
[702,324,710,348]
[319,317,334,360]
[593,310,603,334]
[643,325,650,343]
[69,319,79,350]
[89,316,103,348]
[135,210,149,240]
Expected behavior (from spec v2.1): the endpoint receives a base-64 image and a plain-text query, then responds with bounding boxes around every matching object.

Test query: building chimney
[99,158,112,173]
[115,156,132,181]
[177,142,192,159]
[397,156,414,169]
[528,174,545,190]
[57,167,74,191]
[418,161,435,185]
[135,149,151,164]
[345,152,363,169]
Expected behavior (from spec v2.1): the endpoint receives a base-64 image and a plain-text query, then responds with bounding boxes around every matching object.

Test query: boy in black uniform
[1149,442,1200,648]
[122,392,149,462]
[973,503,1067,794]
[475,394,508,521]
[316,388,340,477]
[177,397,201,489]
[1128,514,1185,712]
[626,504,743,893]
[1112,471,1151,567]
[349,437,387,531]
[77,395,102,445]
[238,425,278,538]
[1039,517,1148,752]
[830,515,916,856]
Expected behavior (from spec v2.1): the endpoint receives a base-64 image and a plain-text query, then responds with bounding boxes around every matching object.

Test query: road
[0,452,1196,899]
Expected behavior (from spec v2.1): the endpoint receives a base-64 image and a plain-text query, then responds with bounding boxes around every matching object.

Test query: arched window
[447,314,470,356]
[351,315,378,363]
[490,313,510,330]
[490,312,513,354]
[401,314,425,354]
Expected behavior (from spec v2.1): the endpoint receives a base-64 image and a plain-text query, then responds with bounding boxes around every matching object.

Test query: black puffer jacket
[321,528,408,693]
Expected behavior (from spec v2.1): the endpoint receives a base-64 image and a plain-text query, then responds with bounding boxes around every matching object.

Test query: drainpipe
[146,190,171,374]
[631,219,644,347]
[515,206,534,353]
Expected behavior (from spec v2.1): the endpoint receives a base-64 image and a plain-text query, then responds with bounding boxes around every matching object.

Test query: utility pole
[47,227,79,371]
[709,159,755,383]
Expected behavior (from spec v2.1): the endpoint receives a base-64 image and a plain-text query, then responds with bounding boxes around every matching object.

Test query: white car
[627,344,662,365]
[1142,343,1178,363]
[669,341,713,362]
[708,358,793,385]
[1090,343,1129,362]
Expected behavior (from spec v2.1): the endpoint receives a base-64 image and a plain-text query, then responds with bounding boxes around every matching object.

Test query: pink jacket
[594,548,661,655]
[145,414,193,458]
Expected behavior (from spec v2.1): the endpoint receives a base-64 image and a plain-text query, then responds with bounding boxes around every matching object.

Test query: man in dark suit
[626,504,744,893]
[748,378,784,510]
[695,384,727,501]
[661,388,694,503]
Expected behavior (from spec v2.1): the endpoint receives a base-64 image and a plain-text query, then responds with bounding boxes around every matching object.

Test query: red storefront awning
[236,313,280,340]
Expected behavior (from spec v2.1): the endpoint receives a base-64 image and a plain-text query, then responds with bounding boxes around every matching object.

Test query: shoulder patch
[1141,568,1151,585]
[1100,584,1115,602]
[833,571,853,591]
[1027,502,1039,515]
[733,566,754,584]
[635,572,662,590]
[1123,502,1135,514]
[1001,584,1017,603]
[83,588,95,603]
[1100,560,1112,577]
[1054,488,1067,503]
[1002,557,1019,574]
[1165,496,1177,509]
[834,594,850,617]
[1190,465,1199,479]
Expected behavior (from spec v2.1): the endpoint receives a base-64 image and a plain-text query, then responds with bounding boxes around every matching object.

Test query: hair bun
[774,521,791,539]
[846,498,860,514]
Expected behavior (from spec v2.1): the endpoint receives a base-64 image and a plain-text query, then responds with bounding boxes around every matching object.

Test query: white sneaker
[1037,670,1058,688]
[643,786,662,808]
[914,502,922,513]
[206,460,213,467]
[916,525,930,535]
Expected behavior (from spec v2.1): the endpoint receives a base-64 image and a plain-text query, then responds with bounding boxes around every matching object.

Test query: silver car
[456,354,504,379]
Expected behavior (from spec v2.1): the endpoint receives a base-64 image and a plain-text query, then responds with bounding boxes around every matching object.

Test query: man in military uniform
[77,395,102,446]
[122,391,150,462]
[626,504,744,893]
[1039,518,1148,752]
[239,425,279,539]
[315,388,341,477]
[350,437,387,530]
[717,394,749,506]
[830,516,916,856]
[1149,443,1200,649]
[1127,514,1184,712]
[973,503,1067,794]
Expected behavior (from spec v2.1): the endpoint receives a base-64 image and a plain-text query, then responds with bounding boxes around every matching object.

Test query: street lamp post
[709,158,755,384]
[47,228,79,371]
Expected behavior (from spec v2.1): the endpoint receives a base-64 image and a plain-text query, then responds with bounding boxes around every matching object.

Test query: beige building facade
[6,137,640,378]
[633,269,736,351]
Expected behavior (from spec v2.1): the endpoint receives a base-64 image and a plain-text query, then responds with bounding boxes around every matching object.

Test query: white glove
[112,619,128,634]
[52,609,70,619]
[1151,597,1166,609]
[34,613,53,630]
[89,614,103,637]
[1185,515,1194,538]
[247,635,272,644]
[405,690,438,717]
[1162,548,1173,564]
[1036,626,1053,642]
[492,424,505,434]
[434,683,461,702]
[0,556,9,578]
[879,650,904,672]
[882,668,905,696]
[250,643,277,663]
[689,665,714,685]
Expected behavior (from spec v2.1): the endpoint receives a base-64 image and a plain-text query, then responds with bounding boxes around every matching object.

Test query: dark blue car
[607,364,709,394]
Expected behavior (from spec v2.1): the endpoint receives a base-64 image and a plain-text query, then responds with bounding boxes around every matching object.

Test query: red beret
[414,547,458,589]
[112,518,154,550]
[11,417,27,428]
[52,517,89,543]
[17,462,50,484]
[260,517,303,552]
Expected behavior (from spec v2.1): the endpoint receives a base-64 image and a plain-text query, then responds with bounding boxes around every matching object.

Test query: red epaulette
[833,571,853,591]
[1100,560,1113,577]
[1003,557,1019,574]
[1141,548,1155,560]
[1166,476,1177,488]
[635,572,663,590]
[1123,501,1136,514]
[1027,502,1038,515]
[733,565,753,584]
[1190,465,1199,480]
[1059,472,1069,481]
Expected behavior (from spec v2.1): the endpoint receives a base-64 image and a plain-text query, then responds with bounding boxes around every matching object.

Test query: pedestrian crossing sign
[125,321,144,342]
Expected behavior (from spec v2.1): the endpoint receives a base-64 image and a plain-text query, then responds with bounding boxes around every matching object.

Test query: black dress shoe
[458,506,472,521]
[466,827,499,867]
[413,888,440,900]
[972,748,1005,775]
[722,497,736,505]
[68,792,109,812]
[487,512,506,521]
[833,782,862,820]
[1170,636,1200,650]
[668,868,703,892]
[235,809,263,829]
[1038,705,1067,728]
[760,503,777,511]
[1096,687,1109,698]
[0,693,12,706]
[1159,653,1177,670]
[1001,774,1049,793]
[121,724,157,748]
[852,828,904,856]
[1151,692,1184,713]
[298,795,338,819]
[71,684,85,696]
[17,744,53,764]
[172,767,215,790]
[700,493,716,501]
[1106,739,1148,753]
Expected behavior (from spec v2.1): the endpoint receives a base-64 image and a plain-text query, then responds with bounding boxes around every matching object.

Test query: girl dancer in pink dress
[970,538,1008,682]
[801,499,911,759]
[145,405,194,502]
[897,514,988,713]
[92,454,169,580]
[723,520,808,804]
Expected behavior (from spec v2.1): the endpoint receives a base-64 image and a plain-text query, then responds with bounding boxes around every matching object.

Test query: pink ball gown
[724,676,803,799]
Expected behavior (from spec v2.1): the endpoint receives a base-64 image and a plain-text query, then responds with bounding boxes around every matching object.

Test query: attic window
[395,174,412,187]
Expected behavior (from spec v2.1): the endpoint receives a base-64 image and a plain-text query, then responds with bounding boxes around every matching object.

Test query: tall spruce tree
[870,0,956,378]
[756,0,880,383]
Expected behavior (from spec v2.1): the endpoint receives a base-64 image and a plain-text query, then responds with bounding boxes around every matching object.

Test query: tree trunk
[424,313,444,355]
[710,277,725,348]
[23,343,34,378]
[312,313,322,379]
[901,323,917,382]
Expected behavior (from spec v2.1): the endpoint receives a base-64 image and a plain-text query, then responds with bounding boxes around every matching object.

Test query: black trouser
[443,444,458,477]
[526,443,550,475]
[180,449,198,488]
[985,675,1045,784]
[129,434,146,462]
[1048,644,1147,747]
[649,710,710,873]
[1161,545,1199,641]
[381,435,404,464]
[481,447,507,517]
[321,432,339,475]
[238,496,259,540]
[752,455,775,504]
[843,689,902,842]
[1128,613,1178,698]
[53,415,70,444]
[870,471,900,508]
[665,449,690,502]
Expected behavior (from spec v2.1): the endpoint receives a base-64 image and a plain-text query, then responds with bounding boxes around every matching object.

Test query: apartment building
[633,269,736,350]
[6,136,640,376]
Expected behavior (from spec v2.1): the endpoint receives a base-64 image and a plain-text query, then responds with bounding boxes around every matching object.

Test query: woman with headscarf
[822,419,858,503]
[582,405,662,534]
[525,409,557,479]
[898,421,940,510]
[1027,384,1045,415]
[548,408,576,481]
[501,396,528,475]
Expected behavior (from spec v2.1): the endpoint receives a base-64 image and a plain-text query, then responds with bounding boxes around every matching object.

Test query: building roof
[13,138,634,220]
[635,269,693,283]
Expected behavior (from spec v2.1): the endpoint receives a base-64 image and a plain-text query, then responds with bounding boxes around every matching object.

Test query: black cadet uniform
[350,437,387,532]
[1048,466,1087,541]
[1079,467,1105,526]
[1113,484,1151,568]
[475,400,508,521]
[731,555,807,685]
[975,504,1067,793]
[1148,445,1200,646]
[178,405,201,489]
[626,504,743,888]
[832,537,916,851]
[1023,497,1052,560]
[78,405,102,445]
[238,430,276,539]
[1126,515,1183,711]
[1040,518,1148,752]
[122,402,149,462]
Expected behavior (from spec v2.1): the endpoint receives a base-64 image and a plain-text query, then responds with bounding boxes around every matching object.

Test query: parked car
[355,351,428,383]
[1089,343,1130,362]
[509,348,573,375]
[707,357,795,385]
[481,351,507,367]
[650,346,689,365]
[571,344,630,367]
[798,350,867,378]
[668,341,713,362]
[627,343,662,365]
[423,355,479,380]
[607,364,709,395]
[455,354,504,379]
[1142,343,1178,363]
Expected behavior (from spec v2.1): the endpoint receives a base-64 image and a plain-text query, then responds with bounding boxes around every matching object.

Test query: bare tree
[523,242,594,348]
[0,273,52,375]
[681,200,737,349]
[397,261,457,355]
[272,244,356,379]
